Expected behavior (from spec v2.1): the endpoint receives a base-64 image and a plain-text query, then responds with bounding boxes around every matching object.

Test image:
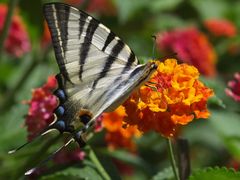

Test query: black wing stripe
[102,31,115,51]
[44,4,74,84]
[92,40,125,89]
[122,51,137,72]
[78,12,87,39]
[79,17,99,80]
[55,4,70,55]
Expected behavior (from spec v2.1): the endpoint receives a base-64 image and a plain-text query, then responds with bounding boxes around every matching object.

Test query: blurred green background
[0,0,240,179]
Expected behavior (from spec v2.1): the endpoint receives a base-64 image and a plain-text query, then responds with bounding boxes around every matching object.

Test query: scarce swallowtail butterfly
[9,3,158,170]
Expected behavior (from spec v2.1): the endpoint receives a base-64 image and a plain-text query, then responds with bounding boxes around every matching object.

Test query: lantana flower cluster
[123,59,214,137]
[0,3,31,57]
[102,106,141,152]
[204,19,237,38]
[157,28,216,77]
[25,76,58,140]
[225,72,240,102]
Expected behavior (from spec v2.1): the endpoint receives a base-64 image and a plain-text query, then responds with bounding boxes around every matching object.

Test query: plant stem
[0,0,19,58]
[167,138,180,180]
[88,146,111,180]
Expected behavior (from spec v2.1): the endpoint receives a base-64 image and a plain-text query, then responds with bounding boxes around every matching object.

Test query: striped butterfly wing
[8,3,158,172]
[43,3,157,136]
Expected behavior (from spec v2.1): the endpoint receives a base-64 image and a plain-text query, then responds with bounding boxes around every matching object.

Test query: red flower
[65,0,84,6]
[87,0,116,15]
[204,19,237,37]
[225,73,240,102]
[228,159,240,171]
[94,115,103,133]
[156,28,217,77]
[0,4,31,57]
[41,21,51,48]
[25,76,58,140]
[65,0,116,16]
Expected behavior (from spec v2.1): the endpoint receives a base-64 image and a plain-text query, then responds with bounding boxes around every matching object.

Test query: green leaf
[209,110,240,159]
[0,104,27,151]
[208,95,226,109]
[41,166,103,180]
[114,0,148,24]
[189,0,229,19]
[149,0,183,13]
[224,137,240,160]
[183,120,222,150]
[151,167,174,180]
[209,110,240,138]
[200,76,239,111]
[100,149,151,174]
[19,0,44,41]
[151,14,186,31]
[190,167,240,180]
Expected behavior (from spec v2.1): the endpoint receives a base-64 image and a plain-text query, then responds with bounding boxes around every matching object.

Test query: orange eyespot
[79,109,93,125]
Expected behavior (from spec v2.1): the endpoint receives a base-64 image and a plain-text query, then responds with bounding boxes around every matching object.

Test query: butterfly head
[145,61,158,76]
[149,61,158,70]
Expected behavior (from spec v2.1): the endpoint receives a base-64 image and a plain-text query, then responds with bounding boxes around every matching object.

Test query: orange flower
[157,28,217,77]
[204,19,237,37]
[102,106,141,152]
[123,59,214,137]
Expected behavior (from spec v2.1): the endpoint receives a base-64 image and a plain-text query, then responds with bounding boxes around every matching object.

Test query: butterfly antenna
[8,120,65,154]
[151,35,157,60]
[25,138,74,176]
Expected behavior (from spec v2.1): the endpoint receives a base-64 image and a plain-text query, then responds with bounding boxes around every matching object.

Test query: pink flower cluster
[25,76,86,163]
[0,4,31,57]
[156,28,217,77]
[226,73,240,102]
[25,76,58,140]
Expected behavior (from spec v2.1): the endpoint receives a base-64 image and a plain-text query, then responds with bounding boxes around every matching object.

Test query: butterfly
[9,2,158,172]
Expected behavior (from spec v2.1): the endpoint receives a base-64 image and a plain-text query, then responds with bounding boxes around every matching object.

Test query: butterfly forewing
[44,3,138,79]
